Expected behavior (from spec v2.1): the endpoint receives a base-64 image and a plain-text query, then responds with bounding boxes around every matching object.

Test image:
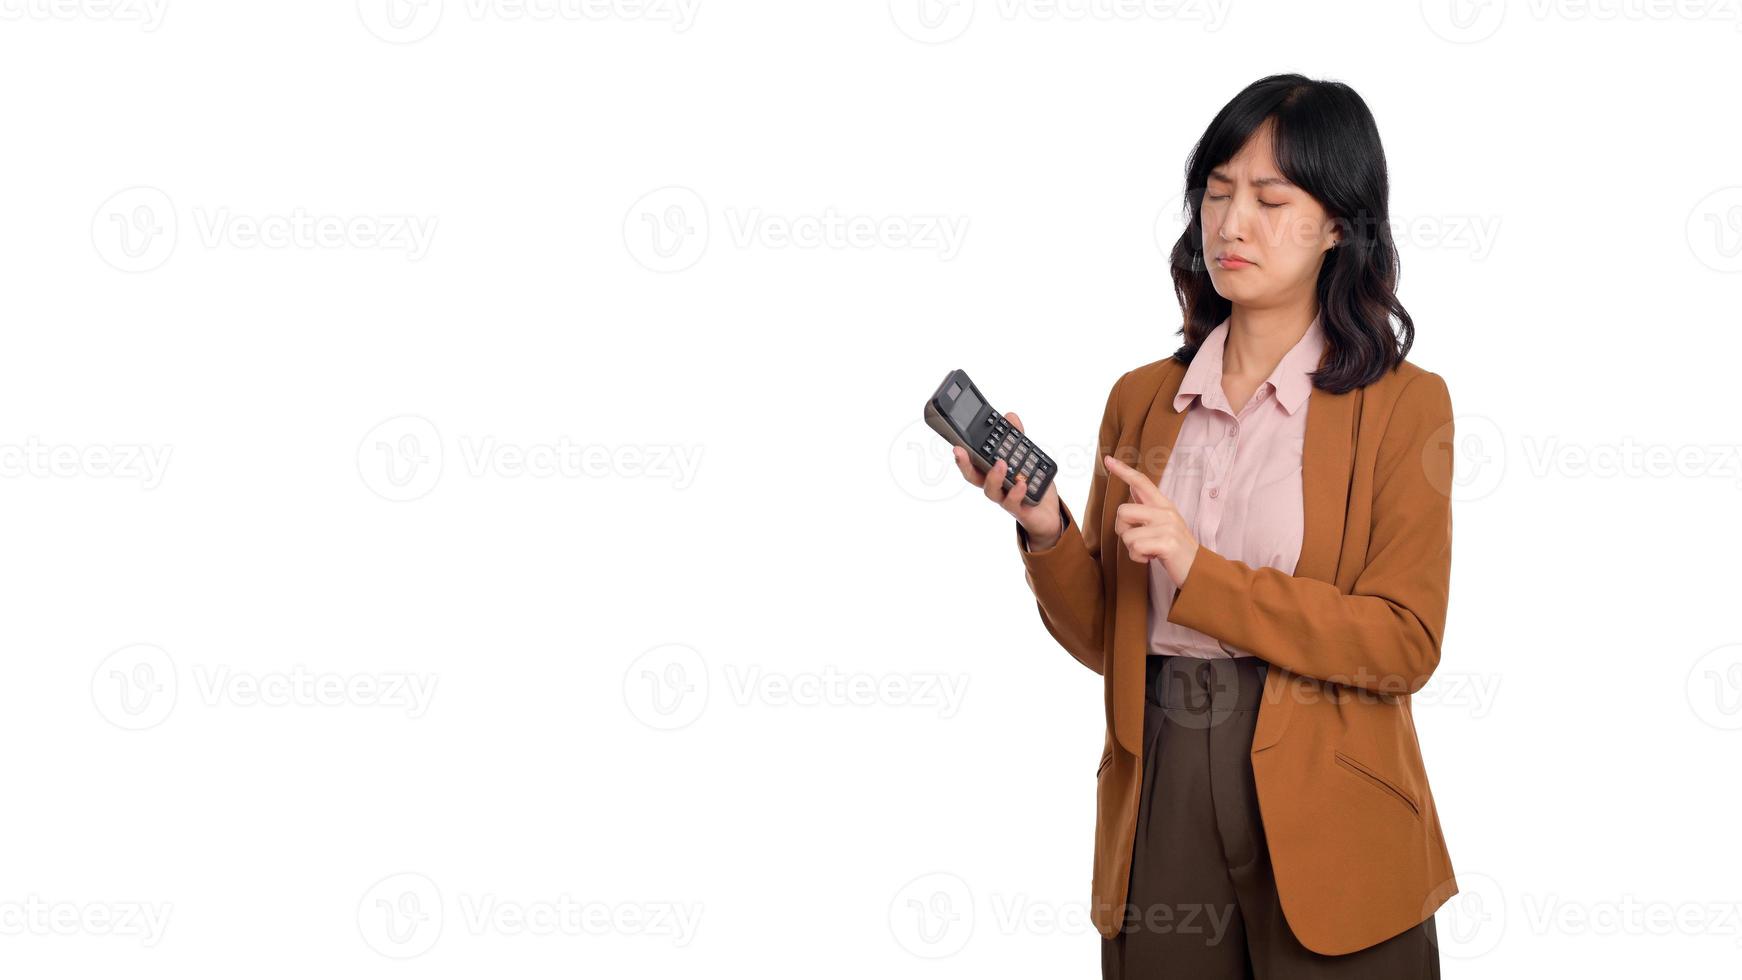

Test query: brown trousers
[1102,655,1441,979]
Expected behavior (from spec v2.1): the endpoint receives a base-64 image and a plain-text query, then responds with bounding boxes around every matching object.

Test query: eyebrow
[1208,168,1294,188]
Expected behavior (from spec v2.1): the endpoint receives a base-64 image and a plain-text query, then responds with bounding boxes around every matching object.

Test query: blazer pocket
[1333,750,1420,820]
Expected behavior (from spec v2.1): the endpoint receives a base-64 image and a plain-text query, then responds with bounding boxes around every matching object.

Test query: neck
[1224,301,1316,379]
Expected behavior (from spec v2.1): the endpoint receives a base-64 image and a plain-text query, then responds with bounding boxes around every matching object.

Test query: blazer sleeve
[1011,370,1129,676]
[1162,371,1455,695]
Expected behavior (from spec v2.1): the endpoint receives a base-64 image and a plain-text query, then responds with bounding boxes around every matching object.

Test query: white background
[4,0,1741,976]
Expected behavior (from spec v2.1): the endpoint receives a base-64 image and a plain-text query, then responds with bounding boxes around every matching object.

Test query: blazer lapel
[1106,351,1358,756]
[1248,371,1356,752]
[1105,363,1190,754]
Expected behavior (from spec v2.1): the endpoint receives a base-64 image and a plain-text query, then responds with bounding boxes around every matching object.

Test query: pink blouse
[1150,312,1327,659]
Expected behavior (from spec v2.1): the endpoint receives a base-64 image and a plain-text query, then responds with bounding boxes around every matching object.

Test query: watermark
[889,417,978,504]
[887,871,1245,958]
[356,415,703,502]
[190,665,438,717]
[889,871,975,957]
[899,416,1484,519]
[1523,894,1742,946]
[357,0,701,43]
[889,0,1231,44]
[1419,0,1508,42]
[90,643,178,731]
[1427,871,1505,959]
[889,863,1742,961]
[357,872,701,958]
[722,664,968,716]
[91,186,176,273]
[1433,869,1742,956]
[1688,186,1742,273]
[0,0,168,29]
[1687,642,1742,730]
[1243,414,1732,506]
[453,436,700,483]
[1518,433,1742,489]
[92,186,438,272]
[357,415,444,502]
[0,438,172,489]
[623,185,969,272]
[1154,205,1503,264]
[623,642,708,731]
[623,642,971,730]
[91,643,438,730]
[889,421,1100,505]
[191,207,437,260]
[1412,671,1503,719]
[0,896,172,946]
[1423,0,1742,43]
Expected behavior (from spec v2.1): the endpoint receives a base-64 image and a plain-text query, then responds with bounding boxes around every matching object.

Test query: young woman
[953,74,1458,978]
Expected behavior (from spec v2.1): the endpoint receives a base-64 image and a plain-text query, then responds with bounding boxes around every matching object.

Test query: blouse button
[1209,487,1220,499]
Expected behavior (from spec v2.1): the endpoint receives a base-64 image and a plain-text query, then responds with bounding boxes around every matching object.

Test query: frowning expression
[1199,120,1342,304]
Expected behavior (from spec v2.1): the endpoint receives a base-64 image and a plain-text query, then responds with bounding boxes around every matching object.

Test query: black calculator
[924,369,1056,505]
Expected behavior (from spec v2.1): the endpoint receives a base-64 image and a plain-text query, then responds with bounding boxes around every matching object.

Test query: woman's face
[1198,121,1341,307]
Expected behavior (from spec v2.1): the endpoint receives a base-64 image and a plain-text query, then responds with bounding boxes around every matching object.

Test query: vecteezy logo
[623,186,709,272]
[357,0,444,43]
[357,415,444,502]
[889,0,974,43]
[623,643,709,730]
[888,871,974,958]
[888,418,969,504]
[1428,870,1506,959]
[357,872,444,958]
[1438,413,1505,503]
[92,187,177,273]
[1687,187,1742,274]
[1420,0,1506,43]
[1687,642,1742,731]
[91,643,178,731]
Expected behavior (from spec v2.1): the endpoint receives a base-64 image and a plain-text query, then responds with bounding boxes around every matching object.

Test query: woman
[952,74,1458,977]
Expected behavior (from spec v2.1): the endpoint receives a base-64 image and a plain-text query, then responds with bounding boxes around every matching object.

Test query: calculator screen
[948,389,982,431]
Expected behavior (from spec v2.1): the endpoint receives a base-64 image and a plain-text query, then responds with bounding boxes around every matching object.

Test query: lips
[1215,253,1254,268]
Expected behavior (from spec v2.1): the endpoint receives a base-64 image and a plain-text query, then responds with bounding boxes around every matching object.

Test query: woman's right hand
[951,411,1063,551]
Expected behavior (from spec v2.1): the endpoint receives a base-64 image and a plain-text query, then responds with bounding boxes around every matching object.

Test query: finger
[1114,502,1152,537]
[1118,527,1168,563]
[981,458,1009,502]
[952,446,986,488]
[1104,455,1166,507]
[1005,410,1024,434]
[998,470,1034,514]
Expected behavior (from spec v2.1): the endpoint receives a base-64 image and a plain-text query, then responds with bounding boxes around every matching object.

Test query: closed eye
[1206,194,1285,209]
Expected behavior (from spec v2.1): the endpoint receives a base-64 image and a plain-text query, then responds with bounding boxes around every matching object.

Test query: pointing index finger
[1104,454,1164,506]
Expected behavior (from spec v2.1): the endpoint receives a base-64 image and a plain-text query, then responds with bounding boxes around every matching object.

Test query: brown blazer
[1014,350,1459,956]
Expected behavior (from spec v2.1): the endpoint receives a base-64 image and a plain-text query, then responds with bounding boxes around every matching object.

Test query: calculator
[924,369,1056,505]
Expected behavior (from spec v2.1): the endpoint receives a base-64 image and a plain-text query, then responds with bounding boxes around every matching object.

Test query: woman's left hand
[1104,455,1200,587]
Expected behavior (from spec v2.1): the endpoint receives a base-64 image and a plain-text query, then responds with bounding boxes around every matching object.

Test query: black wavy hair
[1167,73,1413,392]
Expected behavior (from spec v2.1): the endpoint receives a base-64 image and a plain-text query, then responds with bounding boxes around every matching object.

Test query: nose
[1214,200,1247,245]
